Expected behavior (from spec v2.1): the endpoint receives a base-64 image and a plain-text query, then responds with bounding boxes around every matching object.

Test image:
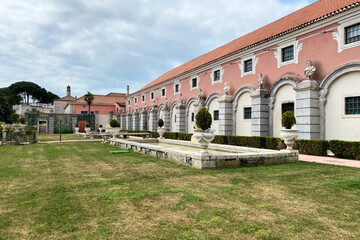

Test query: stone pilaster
[126,113,132,130]
[120,114,126,130]
[149,107,158,132]
[175,104,186,133]
[163,108,170,132]
[218,95,233,135]
[132,112,139,130]
[294,80,320,139]
[251,89,269,136]
[140,111,148,130]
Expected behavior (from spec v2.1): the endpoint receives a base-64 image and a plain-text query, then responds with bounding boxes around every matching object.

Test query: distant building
[65,92,126,127]
[13,103,54,116]
[54,85,77,114]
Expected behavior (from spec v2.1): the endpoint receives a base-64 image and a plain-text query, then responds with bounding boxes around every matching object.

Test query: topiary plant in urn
[157,118,166,139]
[280,111,298,150]
[193,107,215,154]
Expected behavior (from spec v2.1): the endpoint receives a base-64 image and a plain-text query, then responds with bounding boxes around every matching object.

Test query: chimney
[66,85,71,97]
[126,85,130,95]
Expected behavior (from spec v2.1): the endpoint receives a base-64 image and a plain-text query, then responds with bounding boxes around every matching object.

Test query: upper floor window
[81,111,88,115]
[282,45,294,62]
[345,23,360,44]
[244,107,252,119]
[142,94,145,102]
[150,92,154,100]
[244,59,253,73]
[282,102,294,114]
[191,112,194,122]
[161,88,166,97]
[192,78,197,88]
[134,97,137,104]
[128,99,131,106]
[213,70,221,82]
[175,84,179,93]
[345,96,360,115]
[213,110,219,121]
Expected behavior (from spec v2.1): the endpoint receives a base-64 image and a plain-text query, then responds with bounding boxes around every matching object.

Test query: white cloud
[0,0,312,98]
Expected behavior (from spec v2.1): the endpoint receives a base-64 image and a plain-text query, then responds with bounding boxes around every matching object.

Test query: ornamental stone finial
[165,98,168,106]
[304,60,316,80]
[224,82,230,95]
[257,73,264,89]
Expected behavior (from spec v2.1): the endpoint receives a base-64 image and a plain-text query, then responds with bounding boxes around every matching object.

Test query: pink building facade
[122,0,360,141]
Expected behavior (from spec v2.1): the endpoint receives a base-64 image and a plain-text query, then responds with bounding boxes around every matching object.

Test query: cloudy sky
[0,0,317,98]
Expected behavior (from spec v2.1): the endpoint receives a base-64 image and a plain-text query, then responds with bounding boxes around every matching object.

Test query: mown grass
[0,142,360,239]
[38,134,88,142]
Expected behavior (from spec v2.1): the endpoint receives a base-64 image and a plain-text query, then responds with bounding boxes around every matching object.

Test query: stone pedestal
[218,95,233,135]
[126,113,132,130]
[132,112,139,130]
[140,111,148,131]
[149,108,158,132]
[175,104,186,133]
[120,114,126,130]
[251,89,269,136]
[294,80,320,139]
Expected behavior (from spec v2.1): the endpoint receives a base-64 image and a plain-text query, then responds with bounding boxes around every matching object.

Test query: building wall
[73,104,115,115]
[325,71,360,140]
[235,91,252,136]
[54,101,71,114]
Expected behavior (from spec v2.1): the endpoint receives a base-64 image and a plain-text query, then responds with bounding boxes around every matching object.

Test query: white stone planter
[85,127,91,133]
[280,129,299,150]
[98,128,103,133]
[158,127,166,139]
[75,127,79,133]
[193,129,215,154]
[109,127,120,137]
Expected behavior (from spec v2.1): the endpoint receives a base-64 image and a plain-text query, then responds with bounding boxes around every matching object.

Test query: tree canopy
[0,93,14,123]
[8,81,59,104]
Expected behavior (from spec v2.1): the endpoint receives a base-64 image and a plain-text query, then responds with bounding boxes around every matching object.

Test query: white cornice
[129,6,360,97]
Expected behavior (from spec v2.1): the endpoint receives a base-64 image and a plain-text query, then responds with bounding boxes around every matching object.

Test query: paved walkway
[299,154,360,168]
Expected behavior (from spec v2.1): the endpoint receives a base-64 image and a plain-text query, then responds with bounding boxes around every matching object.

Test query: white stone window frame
[173,81,181,95]
[128,99,131,107]
[342,94,360,119]
[150,91,155,100]
[190,76,199,91]
[239,55,259,77]
[210,66,224,85]
[141,94,145,103]
[274,40,302,68]
[333,17,360,53]
[134,97,138,105]
[161,87,166,99]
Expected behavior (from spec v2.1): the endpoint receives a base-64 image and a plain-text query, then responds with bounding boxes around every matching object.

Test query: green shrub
[19,116,26,124]
[212,135,228,144]
[329,140,360,160]
[163,132,178,139]
[75,123,79,127]
[178,132,192,141]
[150,131,159,138]
[110,119,120,128]
[10,113,19,123]
[195,107,212,130]
[282,111,296,129]
[297,139,329,156]
[158,119,164,128]
[86,122,91,128]
[265,137,282,150]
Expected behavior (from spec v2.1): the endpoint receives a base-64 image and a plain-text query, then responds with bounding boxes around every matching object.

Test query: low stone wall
[110,138,298,169]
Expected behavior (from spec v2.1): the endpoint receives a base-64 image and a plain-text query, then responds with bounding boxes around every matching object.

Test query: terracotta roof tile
[137,0,360,93]
[55,96,77,101]
[74,94,126,105]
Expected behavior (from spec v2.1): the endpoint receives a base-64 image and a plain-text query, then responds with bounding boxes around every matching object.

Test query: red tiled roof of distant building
[136,0,360,93]
[74,94,126,105]
[55,96,77,101]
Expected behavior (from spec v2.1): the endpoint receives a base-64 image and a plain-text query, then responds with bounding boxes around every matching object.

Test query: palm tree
[84,91,94,123]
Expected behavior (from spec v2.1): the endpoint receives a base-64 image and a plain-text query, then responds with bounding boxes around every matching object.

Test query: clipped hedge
[329,140,360,160]
[297,139,329,156]
[178,132,193,141]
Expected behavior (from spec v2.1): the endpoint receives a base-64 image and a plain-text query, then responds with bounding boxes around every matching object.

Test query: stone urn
[158,127,166,139]
[98,127,103,133]
[85,127,91,134]
[280,129,299,150]
[193,129,215,154]
[109,127,120,137]
[75,127,79,133]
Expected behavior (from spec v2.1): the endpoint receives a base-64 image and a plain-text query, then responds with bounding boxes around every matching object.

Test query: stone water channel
[109,138,298,169]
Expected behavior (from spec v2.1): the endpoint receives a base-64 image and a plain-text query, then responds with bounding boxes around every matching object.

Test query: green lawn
[0,142,360,239]
[38,134,89,142]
